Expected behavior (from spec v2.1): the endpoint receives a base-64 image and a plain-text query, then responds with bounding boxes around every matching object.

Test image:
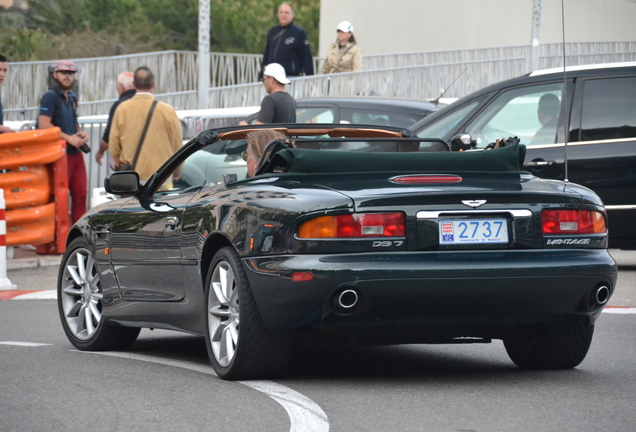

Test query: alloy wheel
[208,260,240,367]
[59,247,103,340]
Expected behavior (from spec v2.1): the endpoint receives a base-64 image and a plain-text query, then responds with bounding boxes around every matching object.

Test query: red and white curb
[0,189,17,290]
[0,290,57,300]
[1,289,635,315]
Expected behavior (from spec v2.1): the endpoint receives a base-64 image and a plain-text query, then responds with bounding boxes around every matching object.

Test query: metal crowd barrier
[2,42,634,120]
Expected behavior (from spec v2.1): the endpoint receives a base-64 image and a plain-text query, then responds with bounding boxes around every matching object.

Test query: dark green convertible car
[58,124,617,380]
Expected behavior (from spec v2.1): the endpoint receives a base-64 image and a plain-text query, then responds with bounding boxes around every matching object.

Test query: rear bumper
[243,249,617,340]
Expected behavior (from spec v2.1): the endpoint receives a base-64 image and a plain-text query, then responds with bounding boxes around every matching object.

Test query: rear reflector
[297,213,406,238]
[391,174,462,184]
[542,210,606,234]
[292,272,314,282]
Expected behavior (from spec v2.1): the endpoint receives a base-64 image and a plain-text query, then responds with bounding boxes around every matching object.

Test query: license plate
[439,219,508,244]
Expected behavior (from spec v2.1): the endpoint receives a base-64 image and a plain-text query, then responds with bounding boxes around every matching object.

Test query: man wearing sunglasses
[239,63,296,125]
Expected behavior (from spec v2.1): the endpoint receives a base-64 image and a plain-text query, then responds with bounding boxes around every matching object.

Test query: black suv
[410,62,636,249]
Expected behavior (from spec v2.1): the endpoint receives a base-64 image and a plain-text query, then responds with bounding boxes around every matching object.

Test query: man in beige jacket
[109,66,182,184]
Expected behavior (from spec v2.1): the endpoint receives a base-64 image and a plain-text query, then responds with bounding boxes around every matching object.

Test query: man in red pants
[38,60,90,224]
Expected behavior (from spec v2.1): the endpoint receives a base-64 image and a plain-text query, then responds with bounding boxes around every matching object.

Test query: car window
[341,109,424,128]
[463,84,563,148]
[168,142,247,195]
[296,107,335,124]
[579,76,636,142]
[416,101,480,140]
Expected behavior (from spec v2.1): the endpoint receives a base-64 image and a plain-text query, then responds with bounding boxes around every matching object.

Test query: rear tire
[204,247,292,380]
[58,237,140,351]
[504,315,594,370]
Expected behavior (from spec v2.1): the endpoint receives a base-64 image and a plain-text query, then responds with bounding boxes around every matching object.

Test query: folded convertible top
[258,143,527,175]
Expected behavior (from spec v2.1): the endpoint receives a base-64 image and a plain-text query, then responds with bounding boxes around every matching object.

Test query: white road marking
[76,350,329,432]
[0,341,53,346]
[242,380,329,432]
[603,307,636,314]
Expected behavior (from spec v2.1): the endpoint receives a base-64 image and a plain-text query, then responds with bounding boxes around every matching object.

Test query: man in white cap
[240,63,296,124]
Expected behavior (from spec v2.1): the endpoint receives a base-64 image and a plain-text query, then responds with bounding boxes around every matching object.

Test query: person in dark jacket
[95,71,136,166]
[260,2,314,78]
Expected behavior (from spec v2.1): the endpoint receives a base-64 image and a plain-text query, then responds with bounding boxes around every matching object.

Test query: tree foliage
[0,0,320,61]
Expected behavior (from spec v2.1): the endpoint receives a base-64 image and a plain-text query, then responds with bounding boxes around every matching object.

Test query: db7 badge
[373,241,404,247]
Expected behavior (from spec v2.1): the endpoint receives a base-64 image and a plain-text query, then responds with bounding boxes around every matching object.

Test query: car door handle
[165,216,179,231]
[524,160,556,168]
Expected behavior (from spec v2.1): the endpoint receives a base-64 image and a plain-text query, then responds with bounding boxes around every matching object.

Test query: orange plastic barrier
[0,128,65,168]
[0,128,69,253]
[4,202,56,245]
[0,166,50,209]
[36,154,69,254]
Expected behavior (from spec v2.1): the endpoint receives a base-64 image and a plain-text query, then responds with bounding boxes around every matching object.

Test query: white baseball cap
[337,21,354,33]
[263,63,290,84]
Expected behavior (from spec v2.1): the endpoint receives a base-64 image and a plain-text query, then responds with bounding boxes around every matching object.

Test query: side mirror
[105,171,140,196]
[449,133,475,151]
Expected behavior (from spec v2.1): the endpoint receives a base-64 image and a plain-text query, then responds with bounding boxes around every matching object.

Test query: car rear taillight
[297,213,406,238]
[542,210,606,234]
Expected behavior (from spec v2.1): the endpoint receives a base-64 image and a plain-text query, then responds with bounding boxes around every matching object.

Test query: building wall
[319,0,636,57]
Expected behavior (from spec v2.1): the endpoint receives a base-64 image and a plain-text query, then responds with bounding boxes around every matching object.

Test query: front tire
[204,247,291,380]
[504,315,594,370]
[58,237,140,351]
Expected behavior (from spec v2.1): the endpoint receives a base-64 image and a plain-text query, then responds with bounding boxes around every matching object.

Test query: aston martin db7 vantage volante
[58,124,617,380]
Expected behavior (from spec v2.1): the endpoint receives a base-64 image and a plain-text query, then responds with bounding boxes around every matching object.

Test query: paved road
[1,300,635,432]
[1,250,635,431]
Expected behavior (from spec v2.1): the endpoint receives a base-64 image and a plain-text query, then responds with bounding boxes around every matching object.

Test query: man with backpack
[38,60,90,224]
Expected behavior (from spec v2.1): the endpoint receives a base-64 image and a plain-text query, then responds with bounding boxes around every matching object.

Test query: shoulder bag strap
[337,44,355,68]
[131,100,158,170]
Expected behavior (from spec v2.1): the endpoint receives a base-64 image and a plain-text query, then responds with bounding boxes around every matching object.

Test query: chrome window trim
[526,137,635,150]
[529,62,636,77]
[605,205,636,210]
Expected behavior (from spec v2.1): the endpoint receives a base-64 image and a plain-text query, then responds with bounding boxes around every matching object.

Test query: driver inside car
[531,93,560,145]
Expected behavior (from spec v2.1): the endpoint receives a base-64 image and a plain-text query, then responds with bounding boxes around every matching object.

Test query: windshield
[416,101,480,139]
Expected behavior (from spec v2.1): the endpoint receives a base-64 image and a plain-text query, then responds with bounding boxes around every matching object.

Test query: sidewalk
[5,245,62,271]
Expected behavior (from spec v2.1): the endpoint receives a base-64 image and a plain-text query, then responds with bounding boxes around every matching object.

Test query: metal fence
[205,56,530,108]
[1,51,198,120]
[1,42,634,120]
[360,42,636,71]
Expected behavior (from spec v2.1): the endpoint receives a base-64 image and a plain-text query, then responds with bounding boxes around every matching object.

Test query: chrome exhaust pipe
[595,285,610,305]
[331,288,360,314]
[338,289,359,309]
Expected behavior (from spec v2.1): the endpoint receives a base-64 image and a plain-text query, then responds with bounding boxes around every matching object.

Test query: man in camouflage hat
[38,59,90,224]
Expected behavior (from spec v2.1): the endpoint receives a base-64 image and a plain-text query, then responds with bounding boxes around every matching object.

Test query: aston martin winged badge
[462,199,487,208]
